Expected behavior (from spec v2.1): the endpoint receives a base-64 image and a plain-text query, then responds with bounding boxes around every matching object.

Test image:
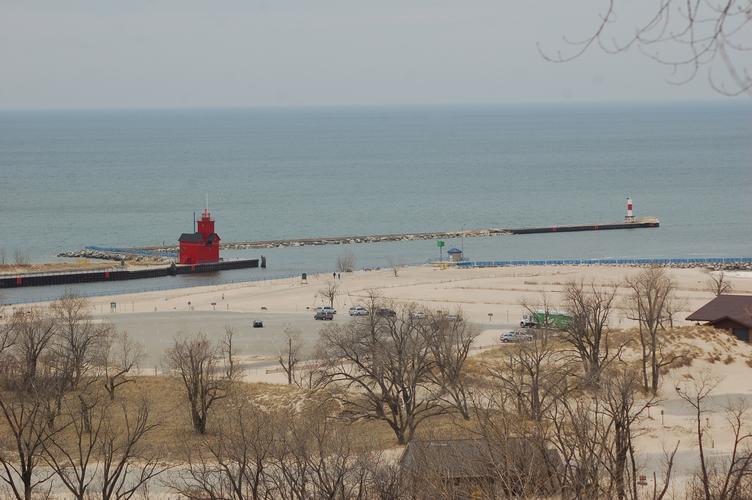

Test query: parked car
[375,308,397,318]
[252,320,264,328]
[349,306,369,316]
[316,306,337,315]
[314,311,334,321]
[500,330,533,343]
[409,311,426,320]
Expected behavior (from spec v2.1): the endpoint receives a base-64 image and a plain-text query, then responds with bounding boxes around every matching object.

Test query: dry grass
[0,375,477,463]
[0,261,114,275]
[467,325,750,384]
[3,325,749,466]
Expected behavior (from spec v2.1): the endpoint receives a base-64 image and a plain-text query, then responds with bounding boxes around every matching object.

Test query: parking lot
[101,309,515,367]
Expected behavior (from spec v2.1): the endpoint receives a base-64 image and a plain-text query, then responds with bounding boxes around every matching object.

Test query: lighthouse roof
[179,232,221,244]
[179,233,204,243]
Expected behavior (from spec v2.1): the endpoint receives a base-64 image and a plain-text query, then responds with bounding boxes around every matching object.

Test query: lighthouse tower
[178,208,221,264]
[624,197,636,223]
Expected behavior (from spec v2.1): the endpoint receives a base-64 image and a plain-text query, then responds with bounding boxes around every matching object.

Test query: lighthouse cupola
[197,209,215,238]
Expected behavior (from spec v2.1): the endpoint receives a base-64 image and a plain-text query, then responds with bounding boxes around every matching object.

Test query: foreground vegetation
[0,268,751,499]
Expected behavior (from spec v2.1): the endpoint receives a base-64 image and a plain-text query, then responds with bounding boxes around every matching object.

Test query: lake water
[1,102,751,302]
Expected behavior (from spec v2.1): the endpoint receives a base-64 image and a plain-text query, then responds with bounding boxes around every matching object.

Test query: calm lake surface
[1,102,750,301]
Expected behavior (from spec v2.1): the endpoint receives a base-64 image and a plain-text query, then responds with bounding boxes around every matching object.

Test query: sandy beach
[13,263,752,369]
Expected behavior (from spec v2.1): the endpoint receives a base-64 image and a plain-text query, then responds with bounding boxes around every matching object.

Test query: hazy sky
[0,0,745,109]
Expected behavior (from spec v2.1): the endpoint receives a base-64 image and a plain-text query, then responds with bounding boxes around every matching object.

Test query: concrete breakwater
[1,258,263,289]
[125,217,660,253]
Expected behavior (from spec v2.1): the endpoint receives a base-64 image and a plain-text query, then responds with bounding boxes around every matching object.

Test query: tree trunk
[651,332,659,395]
[192,408,207,434]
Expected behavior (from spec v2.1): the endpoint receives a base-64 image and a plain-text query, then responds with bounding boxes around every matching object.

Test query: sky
[0,0,747,110]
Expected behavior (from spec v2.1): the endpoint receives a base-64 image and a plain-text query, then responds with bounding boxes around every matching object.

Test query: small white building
[447,247,464,262]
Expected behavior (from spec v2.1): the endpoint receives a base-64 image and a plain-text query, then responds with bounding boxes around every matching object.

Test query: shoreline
[3,257,751,305]
[12,262,752,312]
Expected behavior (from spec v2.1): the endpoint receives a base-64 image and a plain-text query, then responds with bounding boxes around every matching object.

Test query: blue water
[1,102,751,301]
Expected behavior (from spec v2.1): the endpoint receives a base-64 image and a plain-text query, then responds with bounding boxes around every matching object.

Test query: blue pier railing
[456,257,752,268]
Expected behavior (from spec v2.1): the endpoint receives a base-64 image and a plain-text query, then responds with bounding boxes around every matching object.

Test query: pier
[125,216,660,253]
[0,258,264,289]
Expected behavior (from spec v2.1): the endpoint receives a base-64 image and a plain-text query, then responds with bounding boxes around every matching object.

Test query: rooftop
[686,294,752,328]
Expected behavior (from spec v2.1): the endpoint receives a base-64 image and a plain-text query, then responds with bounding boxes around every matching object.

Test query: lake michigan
[1,102,751,300]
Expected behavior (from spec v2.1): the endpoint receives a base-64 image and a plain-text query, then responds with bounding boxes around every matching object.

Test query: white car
[500,330,533,343]
[316,306,337,315]
[349,306,369,316]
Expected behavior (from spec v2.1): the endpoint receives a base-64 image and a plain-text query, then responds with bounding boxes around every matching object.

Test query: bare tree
[562,281,620,384]
[170,403,277,500]
[707,270,734,296]
[541,387,615,498]
[625,268,680,394]
[166,333,229,434]
[271,405,385,499]
[385,256,401,278]
[42,397,105,500]
[600,368,656,500]
[51,291,111,390]
[0,391,61,500]
[99,400,167,500]
[541,0,752,96]
[316,300,444,444]
[489,331,572,422]
[672,375,752,500]
[0,303,16,359]
[13,249,30,266]
[425,310,477,419]
[278,328,302,386]
[318,281,339,308]
[222,326,241,381]
[654,443,680,500]
[11,308,56,389]
[336,251,356,273]
[520,293,557,330]
[99,330,144,401]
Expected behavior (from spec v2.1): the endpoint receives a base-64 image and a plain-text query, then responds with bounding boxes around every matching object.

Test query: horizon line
[0,97,748,113]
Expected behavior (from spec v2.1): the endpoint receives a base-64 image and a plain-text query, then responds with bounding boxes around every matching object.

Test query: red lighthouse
[178,209,221,264]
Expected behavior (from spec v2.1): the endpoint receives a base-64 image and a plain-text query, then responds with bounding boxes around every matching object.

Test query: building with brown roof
[399,438,561,499]
[686,295,752,342]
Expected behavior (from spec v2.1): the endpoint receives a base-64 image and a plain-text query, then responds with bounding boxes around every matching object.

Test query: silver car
[500,330,533,343]
[349,306,369,316]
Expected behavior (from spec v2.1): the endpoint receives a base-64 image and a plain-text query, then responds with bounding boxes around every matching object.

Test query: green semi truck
[520,310,573,330]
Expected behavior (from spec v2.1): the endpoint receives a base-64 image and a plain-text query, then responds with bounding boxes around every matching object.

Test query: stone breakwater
[60,218,661,260]
[57,249,167,264]
[143,228,511,252]
[130,217,659,252]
